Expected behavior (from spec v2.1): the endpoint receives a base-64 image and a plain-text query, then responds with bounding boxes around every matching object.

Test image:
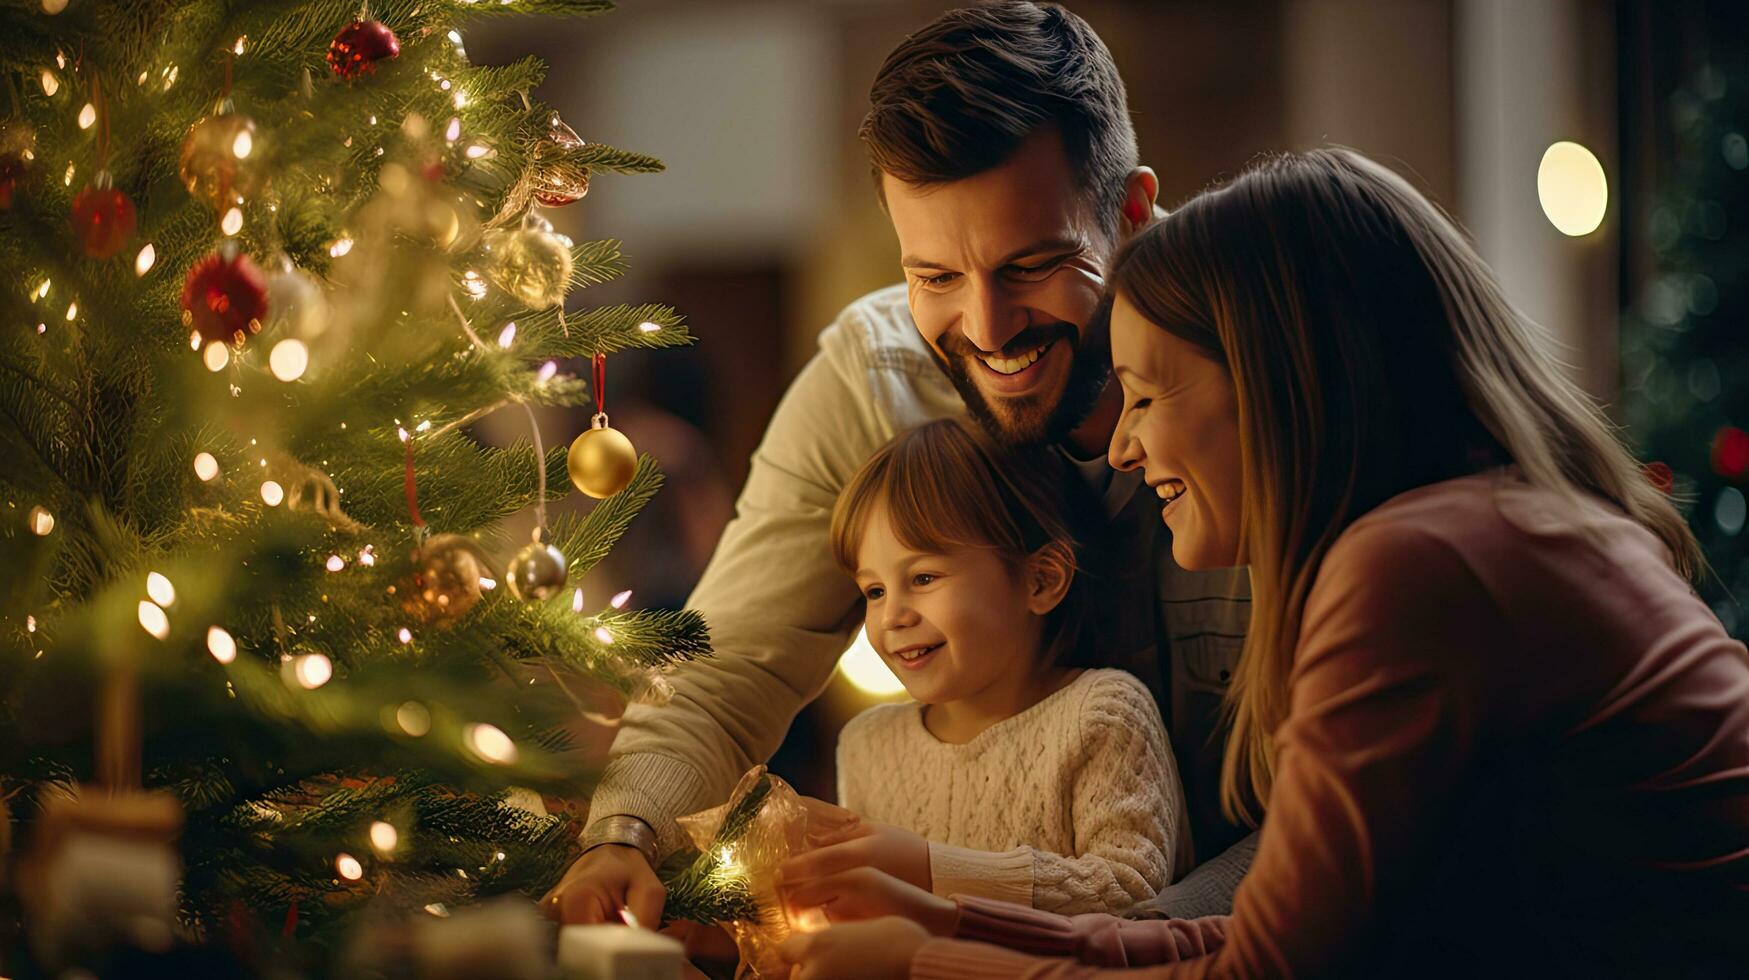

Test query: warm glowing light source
[496,322,517,348]
[336,853,364,881]
[270,339,309,381]
[221,206,244,236]
[146,572,176,607]
[28,506,55,535]
[837,626,906,697]
[593,626,615,645]
[135,243,156,276]
[292,652,333,689]
[610,590,633,610]
[65,301,77,320]
[325,554,345,572]
[41,70,59,96]
[1538,141,1608,237]
[328,236,354,258]
[637,321,662,334]
[231,129,253,159]
[445,117,462,142]
[397,627,413,644]
[370,821,399,854]
[464,143,492,159]
[396,701,432,737]
[77,103,96,129]
[537,360,558,383]
[138,601,170,640]
[572,589,585,613]
[260,480,285,506]
[207,626,237,663]
[194,452,220,481]
[463,723,517,764]
[204,342,231,372]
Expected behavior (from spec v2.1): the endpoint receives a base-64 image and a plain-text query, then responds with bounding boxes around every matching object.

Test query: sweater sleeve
[1029,672,1182,913]
[908,522,1500,978]
[908,897,1230,978]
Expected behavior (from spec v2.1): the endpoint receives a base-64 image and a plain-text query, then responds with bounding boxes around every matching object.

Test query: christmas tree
[0,0,708,971]
[1619,51,1748,639]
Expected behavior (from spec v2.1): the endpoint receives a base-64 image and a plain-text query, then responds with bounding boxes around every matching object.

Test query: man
[546,0,1254,930]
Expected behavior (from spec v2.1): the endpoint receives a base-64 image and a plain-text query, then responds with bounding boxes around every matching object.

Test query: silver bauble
[506,542,567,601]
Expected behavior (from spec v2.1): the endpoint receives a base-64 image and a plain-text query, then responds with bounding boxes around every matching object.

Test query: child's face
[852,505,1048,705]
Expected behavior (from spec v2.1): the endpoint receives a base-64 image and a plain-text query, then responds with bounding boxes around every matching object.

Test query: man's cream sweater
[836,669,1190,915]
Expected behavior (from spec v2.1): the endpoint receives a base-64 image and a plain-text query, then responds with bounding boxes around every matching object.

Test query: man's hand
[780,811,931,892]
[778,917,931,980]
[540,844,666,926]
[779,866,957,934]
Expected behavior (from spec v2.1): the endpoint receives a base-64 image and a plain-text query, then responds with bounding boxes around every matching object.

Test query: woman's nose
[1109,418,1143,472]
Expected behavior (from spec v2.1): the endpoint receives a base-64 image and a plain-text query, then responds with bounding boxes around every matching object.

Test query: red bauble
[71,184,137,259]
[327,20,400,79]
[1643,461,1675,495]
[1712,426,1749,480]
[181,251,268,347]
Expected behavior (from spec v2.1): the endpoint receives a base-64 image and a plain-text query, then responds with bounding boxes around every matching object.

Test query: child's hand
[778,866,957,934]
[780,813,932,892]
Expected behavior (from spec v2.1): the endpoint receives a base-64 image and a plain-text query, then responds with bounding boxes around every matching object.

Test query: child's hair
[830,417,1104,668]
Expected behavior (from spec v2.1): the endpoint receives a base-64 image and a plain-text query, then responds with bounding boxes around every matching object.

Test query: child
[820,417,1189,915]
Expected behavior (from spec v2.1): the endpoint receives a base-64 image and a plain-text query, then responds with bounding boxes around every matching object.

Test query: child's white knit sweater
[835,668,1189,915]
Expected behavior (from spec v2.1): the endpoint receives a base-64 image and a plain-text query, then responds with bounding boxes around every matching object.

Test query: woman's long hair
[1106,148,1701,825]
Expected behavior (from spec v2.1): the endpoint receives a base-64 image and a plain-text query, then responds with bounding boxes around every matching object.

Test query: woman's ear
[1024,542,1075,616]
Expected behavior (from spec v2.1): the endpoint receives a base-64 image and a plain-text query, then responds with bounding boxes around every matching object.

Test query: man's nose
[960,279,1027,354]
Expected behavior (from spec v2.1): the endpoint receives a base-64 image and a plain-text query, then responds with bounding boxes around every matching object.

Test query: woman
[778,148,1749,978]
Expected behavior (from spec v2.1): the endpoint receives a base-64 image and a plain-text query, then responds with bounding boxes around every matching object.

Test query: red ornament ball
[327,20,400,79]
[71,184,137,259]
[181,251,269,347]
[1643,461,1675,496]
[1712,426,1749,480]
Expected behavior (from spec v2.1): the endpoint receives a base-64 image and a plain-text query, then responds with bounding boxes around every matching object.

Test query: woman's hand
[778,917,932,980]
[779,865,958,934]
[780,812,932,892]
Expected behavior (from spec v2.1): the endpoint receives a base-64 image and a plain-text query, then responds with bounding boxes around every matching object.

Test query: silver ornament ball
[507,542,567,601]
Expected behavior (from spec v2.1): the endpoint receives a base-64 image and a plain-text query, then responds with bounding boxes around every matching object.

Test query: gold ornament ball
[179,109,265,207]
[486,226,572,310]
[507,542,567,601]
[402,534,488,624]
[567,424,638,499]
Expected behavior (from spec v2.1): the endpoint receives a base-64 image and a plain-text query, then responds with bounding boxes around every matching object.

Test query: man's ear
[1120,167,1161,236]
[1024,542,1075,616]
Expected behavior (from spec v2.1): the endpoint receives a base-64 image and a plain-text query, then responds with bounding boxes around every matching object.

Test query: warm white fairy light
[397,627,413,645]
[65,301,77,321]
[40,70,58,96]
[537,360,558,383]
[445,117,462,143]
[231,128,253,159]
[593,626,615,645]
[328,236,354,258]
[190,331,203,350]
[193,452,219,481]
[33,278,50,300]
[26,615,36,633]
[206,626,237,664]
[496,322,517,348]
[358,545,376,567]
[162,64,179,90]
[325,554,345,572]
[370,821,399,854]
[571,588,584,613]
[220,206,244,236]
[63,162,74,186]
[260,480,284,506]
[269,339,309,382]
[28,506,55,535]
[138,71,148,85]
[203,342,230,371]
[77,103,96,129]
[35,323,46,335]
[138,601,170,640]
[464,143,491,160]
[146,572,176,607]
[292,652,333,689]
[396,701,432,736]
[397,426,410,444]
[416,419,432,433]
[462,270,487,298]
[463,723,518,764]
[637,320,662,334]
[610,589,633,610]
[478,576,497,591]
[335,853,364,881]
[135,243,156,276]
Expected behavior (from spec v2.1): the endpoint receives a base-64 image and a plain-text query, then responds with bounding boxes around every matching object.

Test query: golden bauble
[401,534,489,624]
[485,225,572,310]
[506,542,567,601]
[179,107,265,207]
[567,422,637,499]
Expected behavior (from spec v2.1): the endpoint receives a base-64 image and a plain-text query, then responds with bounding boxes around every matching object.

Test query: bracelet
[579,814,659,867]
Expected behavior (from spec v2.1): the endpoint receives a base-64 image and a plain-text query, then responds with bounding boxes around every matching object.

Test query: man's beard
[936,318,1111,447]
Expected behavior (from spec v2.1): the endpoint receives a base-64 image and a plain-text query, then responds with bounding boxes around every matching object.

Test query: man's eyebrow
[900,236,1084,270]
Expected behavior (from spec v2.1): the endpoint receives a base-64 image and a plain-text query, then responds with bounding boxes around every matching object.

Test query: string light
[65,301,77,320]
[231,128,253,159]
[1538,141,1608,237]
[446,117,462,143]
[496,322,517,347]
[63,162,74,186]
[138,601,170,640]
[571,588,584,613]
[135,243,156,276]
[396,701,432,737]
[194,452,220,481]
[207,626,237,663]
[537,360,558,383]
[328,236,354,258]
[637,321,662,334]
[260,480,284,506]
[463,723,518,764]
[593,626,615,645]
[270,339,309,381]
[40,70,58,96]
[146,572,176,607]
[33,279,50,300]
[325,554,345,572]
[77,103,96,129]
[204,343,230,372]
[358,545,376,567]
[335,853,364,881]
[462,270,487,298]
[478,576,497,590]
[464,143,492,160]
[26,615,36,633]
[292,652,333,689]
[370,821,399,854]
[610,590,633,610]
[28,506,54,535]
[220,207,244,236]
[397,627,413,644]
[233,36,248,56]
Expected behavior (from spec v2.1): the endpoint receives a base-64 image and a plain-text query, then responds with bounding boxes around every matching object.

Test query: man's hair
[860,1,1138,235]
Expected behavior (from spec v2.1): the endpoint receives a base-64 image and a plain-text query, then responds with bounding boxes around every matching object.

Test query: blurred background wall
[467,0,1746,799]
